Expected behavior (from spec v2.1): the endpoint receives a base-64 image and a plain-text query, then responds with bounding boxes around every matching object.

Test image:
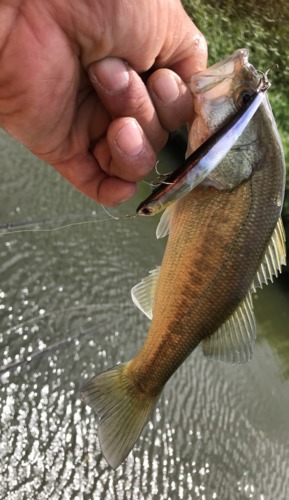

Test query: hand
[0,0,207,205]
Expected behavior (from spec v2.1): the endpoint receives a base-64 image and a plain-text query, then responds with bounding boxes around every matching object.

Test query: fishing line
[0,199,141,235]
[0,211,99,230]
[1,302,134,337]
[100,204,137,221]
[0,316,120,376]
[0,213,138,236]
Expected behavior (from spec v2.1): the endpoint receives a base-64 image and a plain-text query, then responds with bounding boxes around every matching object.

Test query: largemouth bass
[81,49,286,469]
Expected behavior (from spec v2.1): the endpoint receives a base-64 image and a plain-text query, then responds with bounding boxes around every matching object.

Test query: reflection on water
[254,278,289,380]
[1,129,289,499]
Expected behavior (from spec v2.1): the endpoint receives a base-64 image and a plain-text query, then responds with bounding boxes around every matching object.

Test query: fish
[81,49,286,469]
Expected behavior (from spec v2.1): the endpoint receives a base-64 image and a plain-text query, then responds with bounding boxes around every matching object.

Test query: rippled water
[1,129,289,499]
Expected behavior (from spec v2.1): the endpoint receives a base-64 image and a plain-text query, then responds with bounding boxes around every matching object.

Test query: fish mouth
[190,48,258,96]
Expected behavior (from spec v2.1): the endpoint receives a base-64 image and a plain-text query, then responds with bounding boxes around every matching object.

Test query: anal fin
[202,218,286,364]
[202,292,256,364]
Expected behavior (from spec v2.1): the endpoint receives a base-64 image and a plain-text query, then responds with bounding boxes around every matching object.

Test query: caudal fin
[81,363,159,469]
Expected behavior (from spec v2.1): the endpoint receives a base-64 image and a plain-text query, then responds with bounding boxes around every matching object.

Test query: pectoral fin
[131,267,161,319]
[251,217,286,292]
[156,204,176,239]
[202,292,256,364]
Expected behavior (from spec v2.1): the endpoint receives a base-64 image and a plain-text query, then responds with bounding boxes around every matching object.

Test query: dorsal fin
[131,267,161,319]
[156,204,176,239]
[201,292,256,364]
[251,217,286,292]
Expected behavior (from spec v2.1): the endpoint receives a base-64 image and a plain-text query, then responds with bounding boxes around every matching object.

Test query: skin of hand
[0,0,207,206]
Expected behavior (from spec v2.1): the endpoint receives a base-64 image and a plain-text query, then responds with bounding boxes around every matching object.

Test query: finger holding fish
[89,58,168,153]
[147,69,194,131]
[92,117,157,183]
[89,60,197,195]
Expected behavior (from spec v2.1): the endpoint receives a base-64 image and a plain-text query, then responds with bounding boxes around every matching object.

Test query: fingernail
[115,120,144,156]
[91,58,129,92]
[152,74,180,105]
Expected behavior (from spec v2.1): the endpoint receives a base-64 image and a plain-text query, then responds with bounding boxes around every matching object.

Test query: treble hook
[256,64,278,93]
[154,160,174,184]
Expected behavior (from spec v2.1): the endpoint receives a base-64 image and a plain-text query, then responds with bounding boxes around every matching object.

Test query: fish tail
[81,362,159,469]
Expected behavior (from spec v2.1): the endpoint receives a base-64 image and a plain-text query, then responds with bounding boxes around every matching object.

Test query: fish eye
[240,90,254,104]
[235,88,255,109]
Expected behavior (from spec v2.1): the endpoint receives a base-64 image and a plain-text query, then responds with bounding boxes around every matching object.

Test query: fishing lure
[137,74,270,217]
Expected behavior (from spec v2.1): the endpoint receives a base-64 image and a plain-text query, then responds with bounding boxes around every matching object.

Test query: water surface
[1,130,289,499]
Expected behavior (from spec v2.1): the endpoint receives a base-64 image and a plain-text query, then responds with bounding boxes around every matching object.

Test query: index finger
[158,27,207,83]
[170,35,208,83]
[52,152,137,206]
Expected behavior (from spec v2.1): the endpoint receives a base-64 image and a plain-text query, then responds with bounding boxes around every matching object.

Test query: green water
[0,128,289,499]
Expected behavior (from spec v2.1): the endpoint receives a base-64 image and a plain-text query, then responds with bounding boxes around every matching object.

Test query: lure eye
[139,207,151,216]
[137,200,162,217]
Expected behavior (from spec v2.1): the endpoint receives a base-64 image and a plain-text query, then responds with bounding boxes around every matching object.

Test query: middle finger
[88,57,168,153]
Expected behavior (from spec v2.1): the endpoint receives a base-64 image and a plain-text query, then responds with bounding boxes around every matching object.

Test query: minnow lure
[137,75,270,217]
